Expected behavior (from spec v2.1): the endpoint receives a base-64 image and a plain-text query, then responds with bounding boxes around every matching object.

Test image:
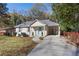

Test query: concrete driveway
[28,35,77,56]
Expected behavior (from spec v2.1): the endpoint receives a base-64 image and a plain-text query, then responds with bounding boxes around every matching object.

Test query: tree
[10,9,26,26]
[52,3,79,32]
[27,3,49,20]
[0,3,11,27]
[0,3,8,16]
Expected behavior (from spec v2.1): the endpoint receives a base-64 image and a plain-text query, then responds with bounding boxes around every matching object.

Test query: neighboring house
[0,28,6,35]
[0,27,15,36]
[5,27,15,36]
[15,19,60,37]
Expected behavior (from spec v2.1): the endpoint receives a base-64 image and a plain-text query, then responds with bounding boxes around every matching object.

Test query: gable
[31,21,46,27]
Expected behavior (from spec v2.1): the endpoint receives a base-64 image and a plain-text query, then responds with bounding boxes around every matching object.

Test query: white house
[15,19,60,37]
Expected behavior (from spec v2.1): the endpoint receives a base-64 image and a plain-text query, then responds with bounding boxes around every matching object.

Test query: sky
[7,3,33,13]
[7,3,52,14]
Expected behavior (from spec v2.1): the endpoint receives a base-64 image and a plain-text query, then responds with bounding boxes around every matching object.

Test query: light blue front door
[39,31,42,37]
[35,30,39,36]
[35,30,42,37]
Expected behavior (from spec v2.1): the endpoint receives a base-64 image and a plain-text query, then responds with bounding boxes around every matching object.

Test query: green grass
[0,36,37,56]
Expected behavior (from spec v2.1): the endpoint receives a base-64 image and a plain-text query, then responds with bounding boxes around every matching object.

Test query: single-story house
[15,19,60,37]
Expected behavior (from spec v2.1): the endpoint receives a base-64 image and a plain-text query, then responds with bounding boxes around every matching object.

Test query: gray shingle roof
[15,19,59,28]
[15,20,35,28]
[39,20,59,26]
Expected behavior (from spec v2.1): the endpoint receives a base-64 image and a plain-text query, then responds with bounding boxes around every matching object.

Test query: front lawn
[0,36,37,56]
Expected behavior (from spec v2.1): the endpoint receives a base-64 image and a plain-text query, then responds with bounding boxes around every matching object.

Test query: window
[42,32,43,36]
[39,27,43,31]
[32,32,34,36]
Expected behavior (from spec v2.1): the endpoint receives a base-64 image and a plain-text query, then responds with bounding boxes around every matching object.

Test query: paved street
[28,35,77,56]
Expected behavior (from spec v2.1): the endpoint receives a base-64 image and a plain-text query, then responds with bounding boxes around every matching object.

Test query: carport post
[58,26,60,36]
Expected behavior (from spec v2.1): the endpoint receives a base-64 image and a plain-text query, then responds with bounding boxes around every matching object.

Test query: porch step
[32,36,42,43]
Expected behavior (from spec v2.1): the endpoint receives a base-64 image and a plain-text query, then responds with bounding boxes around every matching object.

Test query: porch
[29,25,60,37]
[29,26,46,37]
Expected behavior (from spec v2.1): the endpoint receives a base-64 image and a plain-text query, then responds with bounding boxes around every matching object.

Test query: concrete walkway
[28,35,77,56]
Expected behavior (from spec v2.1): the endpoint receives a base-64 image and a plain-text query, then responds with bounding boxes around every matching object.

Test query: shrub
[39,37,44,40]
[21,33,29,37]
[63,32,79,46]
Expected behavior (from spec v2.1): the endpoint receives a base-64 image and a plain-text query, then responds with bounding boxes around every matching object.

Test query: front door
[34,27,43,37]
[35,30,39,36]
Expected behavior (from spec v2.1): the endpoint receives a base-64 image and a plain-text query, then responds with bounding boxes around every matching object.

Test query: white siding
[21,28,29,34]
[29,27,35,37]
[16,28,21,36]
[16,28,19,32]
[16,27,29,36]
